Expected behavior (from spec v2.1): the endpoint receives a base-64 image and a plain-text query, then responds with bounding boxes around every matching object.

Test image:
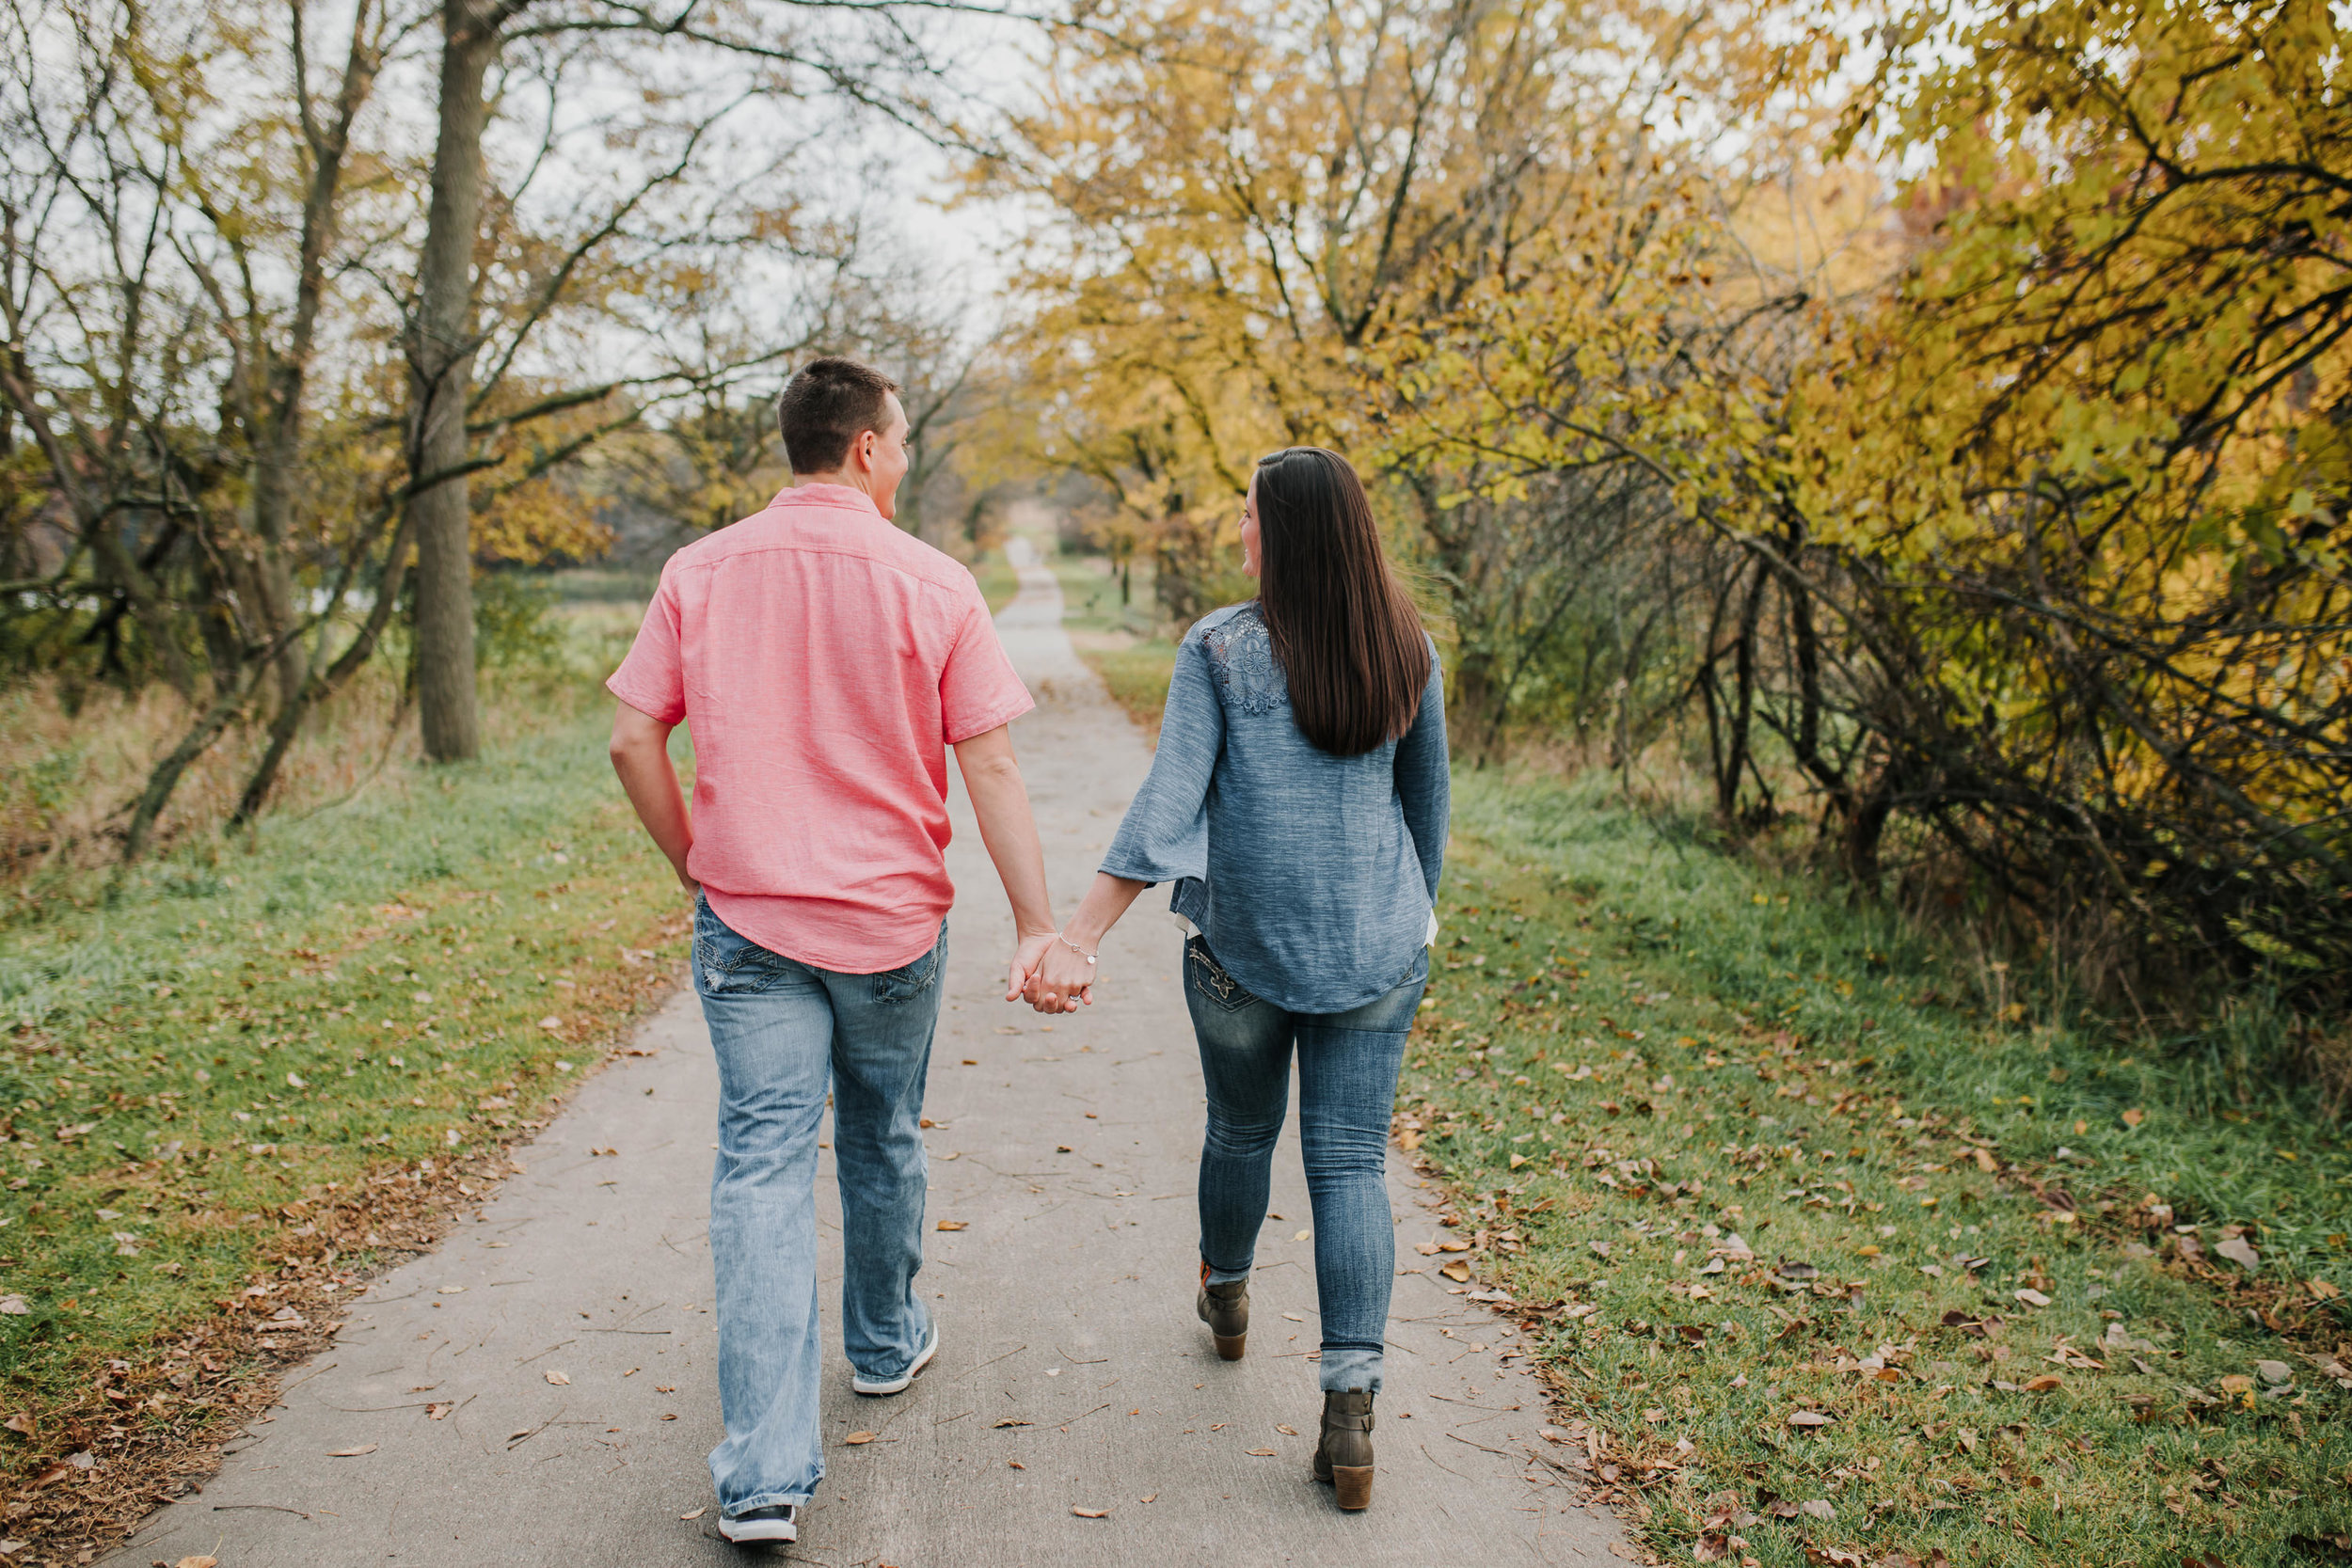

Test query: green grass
[1056,555,1179,739]
[975,556,1023,615]
[1406,772,2352,1567]
[0,626,691,1501]
[1055,554,1156,637]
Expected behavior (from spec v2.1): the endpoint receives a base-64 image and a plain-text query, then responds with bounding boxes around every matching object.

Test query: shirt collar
[771,482,884,519]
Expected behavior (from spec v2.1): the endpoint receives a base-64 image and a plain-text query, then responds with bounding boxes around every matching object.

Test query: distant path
[109,566,1621,1565]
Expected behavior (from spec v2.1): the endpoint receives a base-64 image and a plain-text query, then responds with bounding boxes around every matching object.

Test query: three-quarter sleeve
[1099,630,1225,885]
[1394,646,1449,902]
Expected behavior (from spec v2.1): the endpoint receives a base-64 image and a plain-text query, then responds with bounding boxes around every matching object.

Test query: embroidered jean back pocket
[1185,939,1260,1013]
[693,903,772,994]
[872,926,947,1005]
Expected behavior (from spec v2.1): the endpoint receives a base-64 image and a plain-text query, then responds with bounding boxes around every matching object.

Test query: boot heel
[1213,1331,1247,1361]
[1331,1464,1374,1511]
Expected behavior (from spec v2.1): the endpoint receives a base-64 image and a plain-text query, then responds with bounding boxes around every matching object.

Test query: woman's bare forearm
[1063,872,1148,950]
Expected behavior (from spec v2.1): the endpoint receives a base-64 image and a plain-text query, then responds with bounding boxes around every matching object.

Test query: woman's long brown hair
[1252,447,1430,756]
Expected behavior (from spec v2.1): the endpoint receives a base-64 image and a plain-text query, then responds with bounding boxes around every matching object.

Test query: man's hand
[1006,930,1058,1005]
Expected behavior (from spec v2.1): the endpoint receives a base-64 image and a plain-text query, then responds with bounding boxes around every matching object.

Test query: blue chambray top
[1099,601,1449,1014]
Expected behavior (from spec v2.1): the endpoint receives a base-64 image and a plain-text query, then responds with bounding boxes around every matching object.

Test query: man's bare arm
[951,723,1058,1000]
[609,700,695,895]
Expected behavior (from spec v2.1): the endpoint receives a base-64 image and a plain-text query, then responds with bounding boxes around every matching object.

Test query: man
[606,356,1058,1544]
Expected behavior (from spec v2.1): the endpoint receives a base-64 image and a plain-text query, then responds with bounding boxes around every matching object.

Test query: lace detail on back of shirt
[1201,605,1289,716]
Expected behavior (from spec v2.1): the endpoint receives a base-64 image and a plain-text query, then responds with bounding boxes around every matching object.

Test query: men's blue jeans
[1184,935,1426,1394]
[691,895,942,1520]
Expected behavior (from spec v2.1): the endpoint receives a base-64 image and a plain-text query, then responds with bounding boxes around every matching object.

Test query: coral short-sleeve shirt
[606,483,1034,973]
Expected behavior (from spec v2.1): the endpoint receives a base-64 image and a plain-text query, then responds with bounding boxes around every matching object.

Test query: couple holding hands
[607,356,1448,1544]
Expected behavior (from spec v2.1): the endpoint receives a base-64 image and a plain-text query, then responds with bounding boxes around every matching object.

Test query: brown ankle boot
[1197,1265,1248,1360]
[1311,1388,1375,1510]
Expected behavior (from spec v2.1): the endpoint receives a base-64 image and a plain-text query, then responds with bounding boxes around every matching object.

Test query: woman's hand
[1025,938,1094,1013]
[1017,873,1147,1014]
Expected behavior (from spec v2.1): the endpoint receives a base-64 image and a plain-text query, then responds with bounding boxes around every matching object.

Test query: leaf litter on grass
[0,705,695,1560]
[1393,772,2352,1568]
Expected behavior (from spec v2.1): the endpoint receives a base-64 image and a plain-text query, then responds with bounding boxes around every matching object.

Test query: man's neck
[791,469,867,497]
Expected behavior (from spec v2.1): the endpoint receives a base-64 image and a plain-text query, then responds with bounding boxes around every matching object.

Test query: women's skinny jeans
[1184,935,1427,1393]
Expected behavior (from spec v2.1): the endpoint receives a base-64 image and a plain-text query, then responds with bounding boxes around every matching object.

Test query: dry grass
[1,600,644,902]
[0,665,412,890]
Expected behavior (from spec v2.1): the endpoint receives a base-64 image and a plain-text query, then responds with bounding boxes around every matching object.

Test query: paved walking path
[109,566,1621,1566]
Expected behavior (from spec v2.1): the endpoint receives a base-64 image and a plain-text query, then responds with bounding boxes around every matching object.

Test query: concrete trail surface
[109,565,1624,1567]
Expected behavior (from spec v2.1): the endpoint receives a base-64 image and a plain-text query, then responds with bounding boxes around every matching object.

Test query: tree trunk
[407,0,499,763]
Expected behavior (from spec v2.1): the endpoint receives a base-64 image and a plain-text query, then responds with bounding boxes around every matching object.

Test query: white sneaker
[718,1504,797,1543]
[851,1321,939,1396]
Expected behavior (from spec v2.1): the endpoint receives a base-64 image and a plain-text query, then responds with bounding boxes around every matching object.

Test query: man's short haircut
[776,356,901,474]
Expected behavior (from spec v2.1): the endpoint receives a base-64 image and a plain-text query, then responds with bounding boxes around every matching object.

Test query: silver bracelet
[1055,932,1098,966]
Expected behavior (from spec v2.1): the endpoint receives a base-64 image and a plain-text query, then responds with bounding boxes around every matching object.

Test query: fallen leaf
[545,1370,570,1386]
[1695,1533,1732,1563]
[1139,1492,1158,1503]
[1788,1411,1836,1428]
[1438,1237,1472,1253]
[1293,1228,1311,1242]
[679,1508,706,1520]
[176,1558,219,1568]
[2256,1359,2293,1386]
[1056,1145,1073,1153]
[1245,1447,1278,1456]
[937,1221,968,1232]
[1798,1498,1835,1518]
[0,1297,26,1316]
[1072,1506,1109,1518]
[993,1418,1032,1429]
[2014,1288,2053,1308]
[1439,1260,1471,1282]
[1008,1460,1025,1469]
[1589,1241,1613,1259]
[1413,1242,1440,1256]
[3,1413,29,1434]
[1973,1148,1998,1173]
[1508,1153,1528,1169]
[1276,1424,1299,1435]
[2121,1107,2144,1128]
[2214,1235,2260,1271]
[845,1431,877,1445]
[2023,1375,2062,1392]
[326,1444,378,1457]
[537,1015,563,1031]
[426,1402,453,1420]
[2309,1278,2344,1301]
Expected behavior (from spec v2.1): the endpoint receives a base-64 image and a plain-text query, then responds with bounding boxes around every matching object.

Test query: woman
[1026,446,1446,1512]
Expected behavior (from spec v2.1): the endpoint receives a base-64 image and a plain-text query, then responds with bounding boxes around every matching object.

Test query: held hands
[1004,874,1144,1015]
[1022,934,1096,1014]
[1004,930,1060,1006]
